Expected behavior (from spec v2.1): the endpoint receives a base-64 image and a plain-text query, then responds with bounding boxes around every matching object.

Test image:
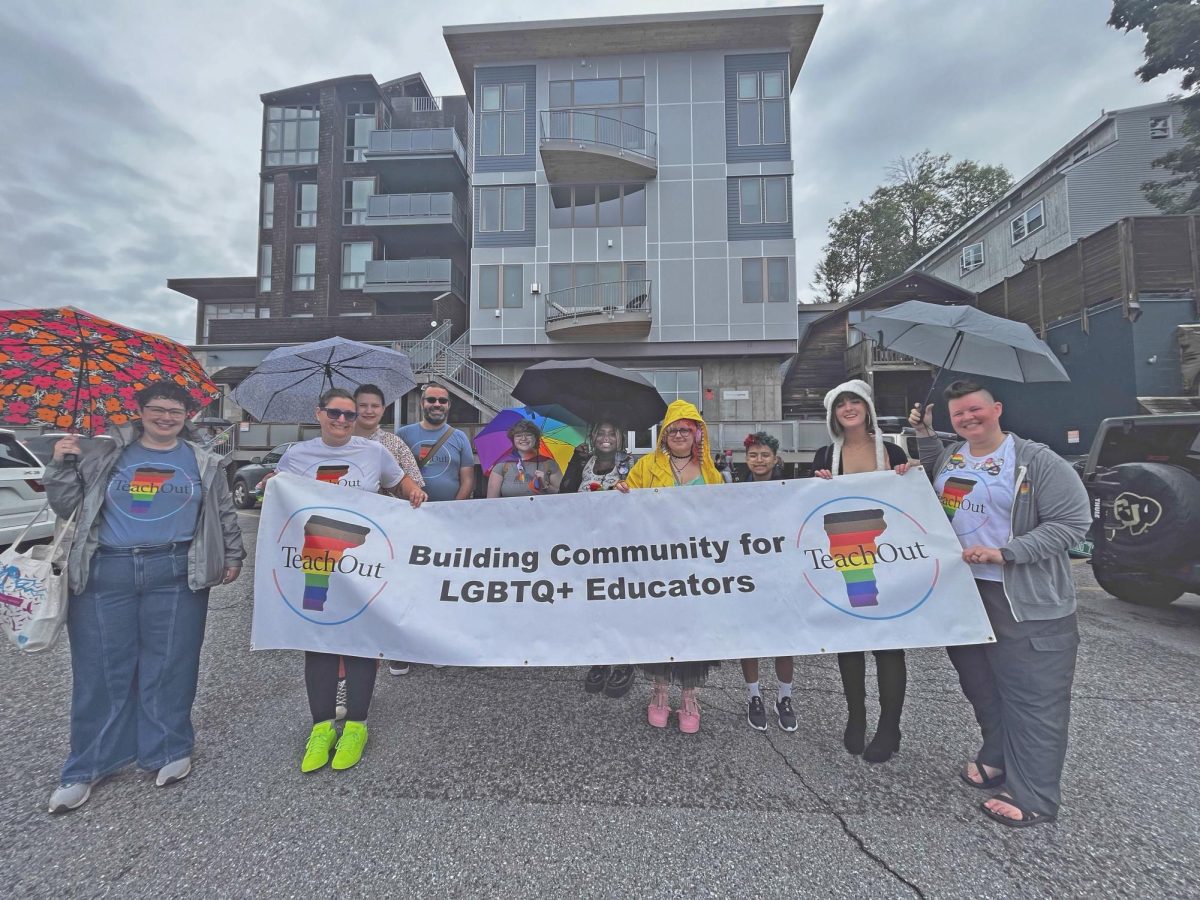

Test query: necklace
[669,454,691,482]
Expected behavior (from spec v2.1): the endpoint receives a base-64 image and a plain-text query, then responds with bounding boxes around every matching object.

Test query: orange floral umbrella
[0,307,218,435]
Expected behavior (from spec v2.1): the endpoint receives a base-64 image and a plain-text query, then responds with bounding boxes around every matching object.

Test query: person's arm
[540,461,562,494]
[454,434,475,500]
[44,435,86,518]
[211,459,246,583]
[908,405,947,479]
[391,436,425,488]
[388,475,426,508]
[486,466,504,499]
[1001,450,1092,564]
[559,452,585,494]
[885,441,912,476]
[809,445,832,480]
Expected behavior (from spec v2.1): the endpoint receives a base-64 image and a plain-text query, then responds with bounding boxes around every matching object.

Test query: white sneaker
[387,661,411,676]
[335,679,348,721]
[48,782,92,813]
[155,756,192,787]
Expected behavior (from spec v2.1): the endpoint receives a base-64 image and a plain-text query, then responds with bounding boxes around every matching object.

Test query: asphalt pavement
[1,511,1197,898]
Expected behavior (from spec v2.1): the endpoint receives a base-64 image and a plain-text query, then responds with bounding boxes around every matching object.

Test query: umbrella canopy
[512,358,667,431]
[851,301,1070,383]
[0,306,217,435]
[473,406,588,474]
[231,337,416,423]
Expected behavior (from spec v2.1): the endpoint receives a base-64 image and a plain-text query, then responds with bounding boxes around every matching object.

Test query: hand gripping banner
[251,471,994,665]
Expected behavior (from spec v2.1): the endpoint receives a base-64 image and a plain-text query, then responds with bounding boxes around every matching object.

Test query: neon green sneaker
[301,720,339,773]
[331,720,368,770]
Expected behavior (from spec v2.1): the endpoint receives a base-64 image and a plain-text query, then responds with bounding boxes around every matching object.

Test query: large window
[261,181,274,229]
[295,183,317,227]
[478,265,524,309]
[1010,199,1045,244]
[480,82,525,157]
[548,262,647,309]
[478,186,525,233]
[631,368,702,411]
[741,258,789,302]
[736,70,787,147]
[259,244,272,294]
[547,78,646,148]
[343,178,374,225]
[203,302,258,341]
[293,243,315,291]
[738,177,788,225]
[345,101,377,162]
[265,105,319,166]
[960,241,984,276]
[341,242,373,289]
[549,184,646,228]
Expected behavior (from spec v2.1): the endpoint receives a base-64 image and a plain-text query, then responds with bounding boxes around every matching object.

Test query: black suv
[231,443,294,509]
[1081,414,1200,606]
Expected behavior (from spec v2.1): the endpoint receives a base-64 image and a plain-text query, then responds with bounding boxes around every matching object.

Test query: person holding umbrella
[485,420,562,498]
[910,381,1089,827]
[43,382,244,813]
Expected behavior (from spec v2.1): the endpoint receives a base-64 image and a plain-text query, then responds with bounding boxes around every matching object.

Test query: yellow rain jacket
[626,399,724,488]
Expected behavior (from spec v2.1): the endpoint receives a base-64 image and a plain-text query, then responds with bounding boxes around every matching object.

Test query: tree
[1110,0,1200,212]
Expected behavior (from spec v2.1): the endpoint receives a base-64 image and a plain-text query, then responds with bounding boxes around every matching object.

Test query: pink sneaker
[647,682,670,728]
[678,689,701,734]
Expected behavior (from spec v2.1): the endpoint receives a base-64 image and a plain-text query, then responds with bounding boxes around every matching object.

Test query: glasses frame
[142,405,189,419]
[320,407,359,421]
[423,396,450,405]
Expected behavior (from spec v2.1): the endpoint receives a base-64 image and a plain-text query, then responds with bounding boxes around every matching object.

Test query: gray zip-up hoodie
[43,425,246,594]
[919,433,1090,622]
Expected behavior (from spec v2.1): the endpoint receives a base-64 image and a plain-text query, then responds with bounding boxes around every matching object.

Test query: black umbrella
[512,359,667,430]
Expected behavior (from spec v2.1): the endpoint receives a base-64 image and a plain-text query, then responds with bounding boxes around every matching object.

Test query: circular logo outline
[107,462,198,522]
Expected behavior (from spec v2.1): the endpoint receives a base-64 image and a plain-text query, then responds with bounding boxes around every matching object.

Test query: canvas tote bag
[0,504,76,652]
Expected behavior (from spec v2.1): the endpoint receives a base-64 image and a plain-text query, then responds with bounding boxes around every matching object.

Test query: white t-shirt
[275,436,403,493]
[933,435,1015,581]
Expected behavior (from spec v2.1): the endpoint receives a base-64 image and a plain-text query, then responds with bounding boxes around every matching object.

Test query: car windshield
[19,435,58,464]
[1097,422,1200,477]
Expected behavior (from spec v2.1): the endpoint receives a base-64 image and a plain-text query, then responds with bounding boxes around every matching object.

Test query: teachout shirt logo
[106,463,196,520]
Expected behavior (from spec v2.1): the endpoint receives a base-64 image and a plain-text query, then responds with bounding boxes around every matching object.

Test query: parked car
[231,443,294,509]
[1080,413,1200,606]
[0,430,53,549]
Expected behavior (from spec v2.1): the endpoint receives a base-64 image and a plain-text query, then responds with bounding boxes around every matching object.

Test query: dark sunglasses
[320,407,358,421]
[423,396,450,405]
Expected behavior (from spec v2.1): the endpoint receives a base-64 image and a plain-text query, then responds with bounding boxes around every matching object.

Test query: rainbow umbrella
[473,405,588,475]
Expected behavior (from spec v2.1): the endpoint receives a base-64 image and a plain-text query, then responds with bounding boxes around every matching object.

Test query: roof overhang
[444,5,823,96]
[167,277,257,303]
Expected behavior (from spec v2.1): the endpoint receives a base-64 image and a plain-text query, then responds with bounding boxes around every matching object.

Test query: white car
[0,430,54,549]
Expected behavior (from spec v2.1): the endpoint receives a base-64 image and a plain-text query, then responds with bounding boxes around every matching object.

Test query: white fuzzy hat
[822,379,886,475]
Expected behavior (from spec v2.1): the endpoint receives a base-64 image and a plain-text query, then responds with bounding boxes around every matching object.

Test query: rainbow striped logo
[129,466,176,515]
[300,515,371,611]
[939,476,976,521]
[822,509,887,608]
[315,464,349,485]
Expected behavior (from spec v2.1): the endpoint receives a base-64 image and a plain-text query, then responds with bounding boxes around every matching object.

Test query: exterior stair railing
[395,321,513,416]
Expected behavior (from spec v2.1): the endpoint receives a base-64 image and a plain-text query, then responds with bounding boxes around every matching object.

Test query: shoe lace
[307,726,334,751]
[339,723,366,749]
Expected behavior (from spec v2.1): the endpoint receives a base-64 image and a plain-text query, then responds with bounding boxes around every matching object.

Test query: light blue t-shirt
[397,423,474,502]
[98,442,202,547]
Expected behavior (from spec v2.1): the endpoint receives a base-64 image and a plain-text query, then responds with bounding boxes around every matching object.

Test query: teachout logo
[271,506,393,625]
[796,497,940,620]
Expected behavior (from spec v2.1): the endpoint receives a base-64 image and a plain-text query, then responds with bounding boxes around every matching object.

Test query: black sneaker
[584,665,609,694]
[747,695,768,731]
[775,696,798,732]
[387,661,411,676]
[603,665,634,698]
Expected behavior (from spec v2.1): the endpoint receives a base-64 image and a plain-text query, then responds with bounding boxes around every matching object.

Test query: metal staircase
[396,323,514,416]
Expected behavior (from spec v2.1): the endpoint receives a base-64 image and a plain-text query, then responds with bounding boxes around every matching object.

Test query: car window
[1097,422,1200,476]
[18,435,58,465]
[0,435,42,469]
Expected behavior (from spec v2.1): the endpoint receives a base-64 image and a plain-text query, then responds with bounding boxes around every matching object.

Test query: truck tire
[232,478,255,510]
[1092,562,1183,607]
[1096,462,1200,566]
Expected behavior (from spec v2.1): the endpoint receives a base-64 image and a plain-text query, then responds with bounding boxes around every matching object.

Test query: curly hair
[506,419,542,443]
[743,431,779,454]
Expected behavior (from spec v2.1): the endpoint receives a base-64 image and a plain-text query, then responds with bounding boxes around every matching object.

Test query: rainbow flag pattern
[316,464,349,485]
[823,509,887,608]
[300,515,370,611]
[129,466,176,515]
[940,476,976,521]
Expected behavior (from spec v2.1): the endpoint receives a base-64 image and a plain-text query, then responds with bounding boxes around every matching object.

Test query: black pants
[947,580,1079,817]
[304,652,377,723]
[837,649,906,728]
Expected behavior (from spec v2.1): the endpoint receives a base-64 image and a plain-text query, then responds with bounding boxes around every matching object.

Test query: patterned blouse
[367,428,425,489]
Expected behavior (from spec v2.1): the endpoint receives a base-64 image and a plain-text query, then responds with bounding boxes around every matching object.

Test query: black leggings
[304,652,377,723]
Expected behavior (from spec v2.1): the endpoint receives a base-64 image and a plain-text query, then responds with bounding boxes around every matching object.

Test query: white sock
[747,681,761,699]
[778,682,792,700]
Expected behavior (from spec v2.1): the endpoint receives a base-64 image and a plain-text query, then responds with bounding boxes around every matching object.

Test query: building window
[259,244,272,293]
[548,262,647,309]
[294,183,317,227]
[265,105,319,166]
[547,78,646,149]
[1150,116,1172,140]
[261,181,274,229]
[548,183,646,228]
[1010,199,1045,244]
[293,243,315,291]
[480,83,525,157]
[478,186,525,232]
[630,368,702,412]
[343,178,374,225]
[478,264,524,309]
[341,242,372,289]
[736,70,787,147]
[741,258,789,302]
[203,302,257,341]
[960,242,984,276]
[345,101,377,162]
[738,177,788,224]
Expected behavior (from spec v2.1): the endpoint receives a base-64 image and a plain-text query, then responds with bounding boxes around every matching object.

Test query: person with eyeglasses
[43,382,245,813]
[270,387,425,773]
[486,420,562,498]
[614,399,724,734]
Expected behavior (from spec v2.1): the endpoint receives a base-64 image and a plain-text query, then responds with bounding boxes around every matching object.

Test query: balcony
[544,280,652,341]
[538,111,657,182]
[207,315,436,345]
[365,192,468,239]
[365,128,468,172]
[363,259,467,301]
[845,340,934,376]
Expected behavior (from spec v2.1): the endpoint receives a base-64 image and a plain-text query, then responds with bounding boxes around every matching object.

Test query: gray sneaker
[747,695,768,731]
[156,756,192,787]
[775,696,798,732]
[48,782,92,814]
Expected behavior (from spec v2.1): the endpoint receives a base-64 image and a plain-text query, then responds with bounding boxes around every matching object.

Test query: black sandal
[959,760,1005,790]
[980,792,1057,828]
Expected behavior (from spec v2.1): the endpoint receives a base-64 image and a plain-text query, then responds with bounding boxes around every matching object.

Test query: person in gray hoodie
[910,380,1090,827]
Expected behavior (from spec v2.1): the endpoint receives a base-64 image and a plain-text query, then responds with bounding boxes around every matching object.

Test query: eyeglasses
[143,406,187,419]
[423,396,450,405]
[664,427,695,437]
[320,408,358,421]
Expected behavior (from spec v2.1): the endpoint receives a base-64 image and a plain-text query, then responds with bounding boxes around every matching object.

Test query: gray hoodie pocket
[1029,632,1079,653]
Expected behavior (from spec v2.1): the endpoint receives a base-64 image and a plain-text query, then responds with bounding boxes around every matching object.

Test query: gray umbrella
[231,337,416,423]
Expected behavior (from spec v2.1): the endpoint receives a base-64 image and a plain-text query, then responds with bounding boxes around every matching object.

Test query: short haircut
[507,420,542,442]
[943,380,995,402]
[136,381,198,413]
[354,383,385,403]
[744,431,779,454]
[420,382,451,401]
[318,387,355,407]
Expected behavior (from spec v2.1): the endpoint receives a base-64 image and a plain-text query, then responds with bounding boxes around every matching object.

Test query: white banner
[251,471,993,665]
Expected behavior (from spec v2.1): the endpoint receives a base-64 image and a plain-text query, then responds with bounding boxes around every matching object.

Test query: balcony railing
[365,128,468,169]
[544,279,652,323]
[402,96,445,112]
[844,340,933,374]
[365,192,468,233]
[539,111,657,162]
[363,259,467,298]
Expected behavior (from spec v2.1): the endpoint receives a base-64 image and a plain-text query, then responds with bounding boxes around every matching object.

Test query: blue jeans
[62,545,210,785]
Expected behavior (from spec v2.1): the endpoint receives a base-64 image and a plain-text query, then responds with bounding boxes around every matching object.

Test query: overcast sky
[0,0,1176,343]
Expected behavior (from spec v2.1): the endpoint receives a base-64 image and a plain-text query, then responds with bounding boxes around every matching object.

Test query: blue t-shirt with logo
[98,441,203,547]
[397,423,474,501]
